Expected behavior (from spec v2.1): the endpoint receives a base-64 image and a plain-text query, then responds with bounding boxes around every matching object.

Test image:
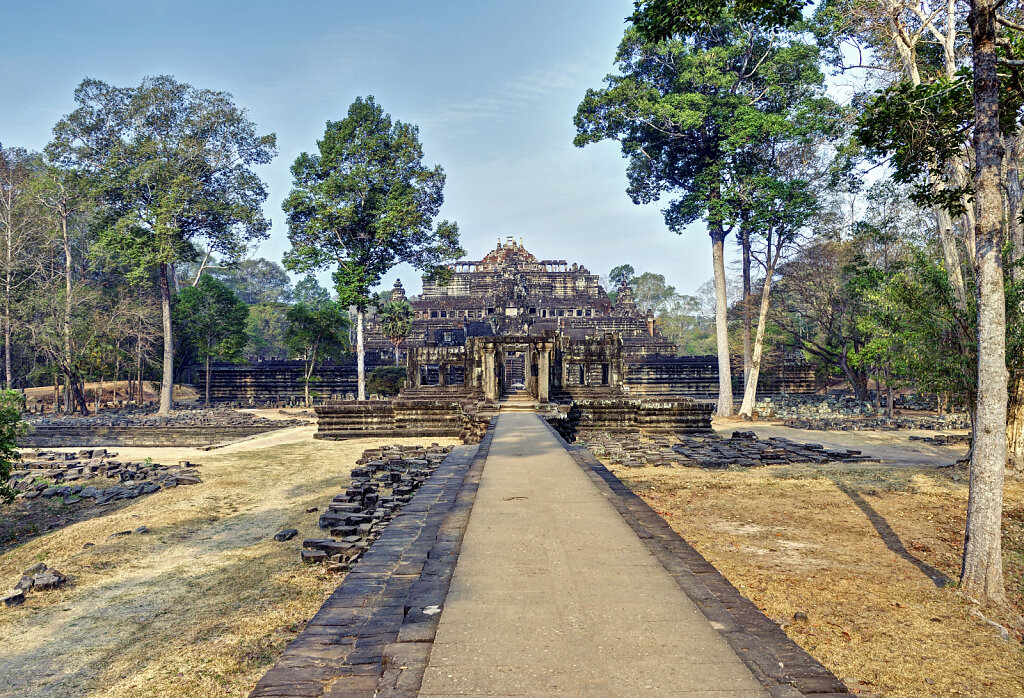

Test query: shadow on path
[831,479,950,588]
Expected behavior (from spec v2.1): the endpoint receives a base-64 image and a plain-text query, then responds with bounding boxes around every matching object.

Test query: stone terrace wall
[550,396,713,441]
[198,359,388,403]
[624,356,719,399]
[732,354,816,395]
[19,425,281,448]
[315,394,489,444]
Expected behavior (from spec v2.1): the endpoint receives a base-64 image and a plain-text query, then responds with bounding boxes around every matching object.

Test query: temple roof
[453,236,589,274]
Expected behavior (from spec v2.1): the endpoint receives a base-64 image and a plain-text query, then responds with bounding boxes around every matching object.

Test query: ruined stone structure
[319,238,722,440]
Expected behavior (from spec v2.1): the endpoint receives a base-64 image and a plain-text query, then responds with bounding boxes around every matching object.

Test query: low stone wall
[550,397,713,441]
[315,397,489,444]
[19,425,284,448]
[624,356,719,398]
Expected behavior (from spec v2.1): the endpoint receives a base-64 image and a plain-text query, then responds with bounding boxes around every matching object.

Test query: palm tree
[379,300,413,365]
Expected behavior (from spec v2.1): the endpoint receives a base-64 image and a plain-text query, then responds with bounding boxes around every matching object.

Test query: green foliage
[631,272,677,314]
[609,264,636,287]
[378,300,413,352]
[366,365,407,396]
[282,95,463,310]
[855,72,975,214]
[214,258,293,305]
[284,301,350,367]
[0,390,26,503]
[244,302,290,359]
[49,76,278,282]
[173,276,250,365]
[629,0,808,40]
[574,23,832,238]
[293,275,332,308]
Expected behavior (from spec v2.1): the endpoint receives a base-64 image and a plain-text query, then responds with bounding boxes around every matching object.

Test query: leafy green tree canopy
[0,390,25,503]
[173,276,249,404]
[282,96,462,310]
[293,274,332,308]
[49,76,278,284]
[609,264,636,287]
[629,0,807,40]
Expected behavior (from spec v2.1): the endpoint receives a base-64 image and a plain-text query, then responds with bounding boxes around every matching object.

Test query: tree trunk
[158,262,174,415]
[962,0,1008,603]
[886,380,894,419]
[1008,375,1024,472]
[739,267,774,417]
[838,350,869,401]
[63,213,72,413]
[67,371,88,415]
[741,224,752,381]
[710,227,733,416]
[394,343,400,366]
[3,267,10,390]
[356,309,366,401]
[205,354,211,406]
[3,304,10,390]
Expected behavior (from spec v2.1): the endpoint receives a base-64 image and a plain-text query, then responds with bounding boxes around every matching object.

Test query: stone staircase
[498,388,537,413]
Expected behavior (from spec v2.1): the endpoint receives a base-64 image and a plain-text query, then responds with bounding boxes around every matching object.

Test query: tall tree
[282,96,462,400]
[284,301,349,407]
[173,276,249,405]
[378,299,414,365]
[0,146,43,390]
[48,76,277,415]
[737,176,820,416]
[575,22,824,415]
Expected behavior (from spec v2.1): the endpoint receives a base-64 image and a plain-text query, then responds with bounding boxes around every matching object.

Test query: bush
[1,390,26,503]
[367,366,407,396]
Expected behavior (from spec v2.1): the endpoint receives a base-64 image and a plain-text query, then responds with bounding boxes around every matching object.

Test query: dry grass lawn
[608,434,1024,697]
[0,426,458,697]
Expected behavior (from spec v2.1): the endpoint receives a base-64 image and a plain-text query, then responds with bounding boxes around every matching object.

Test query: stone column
[538,342,551,403]
[483,343,496,401]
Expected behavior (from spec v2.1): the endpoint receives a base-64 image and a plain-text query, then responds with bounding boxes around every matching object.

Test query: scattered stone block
[274,529,298,542]
[2,589,25,607]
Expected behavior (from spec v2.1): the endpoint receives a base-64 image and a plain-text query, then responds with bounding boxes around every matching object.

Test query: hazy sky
[1,0,722,297]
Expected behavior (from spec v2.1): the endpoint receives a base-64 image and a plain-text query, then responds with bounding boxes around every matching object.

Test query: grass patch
[604,453,1024,697]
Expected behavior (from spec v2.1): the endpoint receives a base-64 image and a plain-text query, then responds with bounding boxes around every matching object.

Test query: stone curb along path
[540,419,854,697]
[249,421,495,698]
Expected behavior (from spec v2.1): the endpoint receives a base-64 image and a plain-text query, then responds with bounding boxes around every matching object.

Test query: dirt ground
[610,418,1024,697]
[0,426,458,698]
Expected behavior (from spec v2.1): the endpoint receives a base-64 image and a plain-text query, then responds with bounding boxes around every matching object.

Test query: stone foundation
[19,425,284,448]
[315,391,490,444]
[549,395,713,442]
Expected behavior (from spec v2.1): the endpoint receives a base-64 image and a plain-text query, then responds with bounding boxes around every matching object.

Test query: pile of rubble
[292,444,452,572]
[781,415,970,432]
[24,406,309,429]
[752,395,970,431]
[8,449,202,504]
[579,431,870,469]
[909,433,971,446]
[2,562,66,607]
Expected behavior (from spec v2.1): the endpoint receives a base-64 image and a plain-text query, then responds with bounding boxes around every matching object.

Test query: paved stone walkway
[418,413,768,697]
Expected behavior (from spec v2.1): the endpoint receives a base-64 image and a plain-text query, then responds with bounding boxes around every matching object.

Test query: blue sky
[0,0,720,297]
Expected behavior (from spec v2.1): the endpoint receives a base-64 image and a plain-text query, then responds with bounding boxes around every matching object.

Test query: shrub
[367,366,407,396]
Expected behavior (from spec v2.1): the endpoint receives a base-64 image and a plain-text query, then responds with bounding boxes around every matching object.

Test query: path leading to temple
[418,412,767,697]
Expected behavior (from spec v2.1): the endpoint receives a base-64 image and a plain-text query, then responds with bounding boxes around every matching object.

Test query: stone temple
[205,237,813,441]
[317,237,721,441]
[364,236,718,401]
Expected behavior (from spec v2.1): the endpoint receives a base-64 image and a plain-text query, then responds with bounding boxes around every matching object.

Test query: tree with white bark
[282,96,462,400]
[47,76,276,415]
